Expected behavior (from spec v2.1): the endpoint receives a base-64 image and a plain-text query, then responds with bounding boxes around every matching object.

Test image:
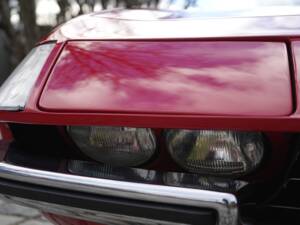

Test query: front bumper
[0,161,238,225]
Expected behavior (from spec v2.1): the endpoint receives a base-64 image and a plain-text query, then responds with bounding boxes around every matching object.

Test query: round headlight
[68,126,156,167]
[166,130,264,176]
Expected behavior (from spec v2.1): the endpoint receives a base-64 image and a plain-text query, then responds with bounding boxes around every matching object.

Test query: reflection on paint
[39,41,292,116]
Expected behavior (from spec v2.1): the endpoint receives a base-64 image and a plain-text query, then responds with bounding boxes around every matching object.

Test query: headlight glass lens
[68,126,156,167]
[166,130,264,176]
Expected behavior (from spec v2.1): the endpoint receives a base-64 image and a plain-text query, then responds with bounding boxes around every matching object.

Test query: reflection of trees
[49,41,262,95]
[49,42,166,90]
[56,0,191,16]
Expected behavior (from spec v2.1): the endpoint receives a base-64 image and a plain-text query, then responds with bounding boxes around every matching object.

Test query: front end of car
[0,10,300,225]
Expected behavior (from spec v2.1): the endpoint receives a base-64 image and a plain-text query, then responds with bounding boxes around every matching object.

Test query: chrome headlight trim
[0,44,55,111]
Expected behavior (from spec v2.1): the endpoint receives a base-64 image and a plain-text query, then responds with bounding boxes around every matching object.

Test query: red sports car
[0,3,300,225]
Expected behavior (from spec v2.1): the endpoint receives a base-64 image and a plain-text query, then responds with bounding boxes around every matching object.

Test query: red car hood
[38,41,292,116]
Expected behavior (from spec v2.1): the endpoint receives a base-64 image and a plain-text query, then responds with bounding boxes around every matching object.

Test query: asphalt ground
[0,199,52,225]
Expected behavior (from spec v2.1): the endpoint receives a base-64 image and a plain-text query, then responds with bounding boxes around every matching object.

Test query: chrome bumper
[0,162,238,225]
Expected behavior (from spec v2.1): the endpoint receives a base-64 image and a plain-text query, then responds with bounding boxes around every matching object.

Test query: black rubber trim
[0,178,216,225]
[241,204,300,225]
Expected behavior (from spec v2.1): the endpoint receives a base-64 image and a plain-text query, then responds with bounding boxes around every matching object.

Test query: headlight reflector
[166,130,264,176]
[68,126,156,167]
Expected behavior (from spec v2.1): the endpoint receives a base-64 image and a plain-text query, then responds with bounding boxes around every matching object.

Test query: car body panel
[39,41,292,116]
[42,10,300,42]
[292,41,300,115]
[45,213,100,225]
[0,40,297,131]
[1,7,300,225]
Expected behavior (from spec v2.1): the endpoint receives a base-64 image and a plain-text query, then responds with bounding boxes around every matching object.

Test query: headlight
[166,130,264,176]
[67,126,156,167]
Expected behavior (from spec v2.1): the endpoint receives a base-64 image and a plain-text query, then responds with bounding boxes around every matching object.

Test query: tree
[19,0,40,51]
[101,0,109,10]
[124,0,143,8]
[0,0,24,69]
[0,0,14,38]
[56,0,71,24]
[0,0,197,68]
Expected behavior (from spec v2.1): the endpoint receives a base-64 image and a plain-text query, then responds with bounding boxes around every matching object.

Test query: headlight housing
[67,126,156,167]
[166,130,264,176]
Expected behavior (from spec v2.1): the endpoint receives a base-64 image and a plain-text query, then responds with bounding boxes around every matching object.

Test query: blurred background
[1,0,300,80]
[0,0,204,81]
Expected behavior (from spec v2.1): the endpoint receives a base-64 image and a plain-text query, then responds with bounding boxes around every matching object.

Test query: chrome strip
[1,195,185,225]
[0,162,238,225]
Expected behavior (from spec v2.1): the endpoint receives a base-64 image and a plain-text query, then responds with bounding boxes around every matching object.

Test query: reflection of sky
[15,0,300,25]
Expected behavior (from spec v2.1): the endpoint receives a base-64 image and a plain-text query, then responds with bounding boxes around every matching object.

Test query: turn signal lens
[166,130,264,176]
[0,44,54,111]
[67,126,156,167]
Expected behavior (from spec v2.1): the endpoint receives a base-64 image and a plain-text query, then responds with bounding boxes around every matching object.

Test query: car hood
[38,41,292,116]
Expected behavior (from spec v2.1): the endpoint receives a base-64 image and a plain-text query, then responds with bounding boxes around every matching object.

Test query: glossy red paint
[0,41,296,130]
[45,213,102,225]
[26,42,65,111]
[2,10,300,225]
[40,10,300,42]
[0,11,296,131]
[292,41,300,115]
[39,41,292,116]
